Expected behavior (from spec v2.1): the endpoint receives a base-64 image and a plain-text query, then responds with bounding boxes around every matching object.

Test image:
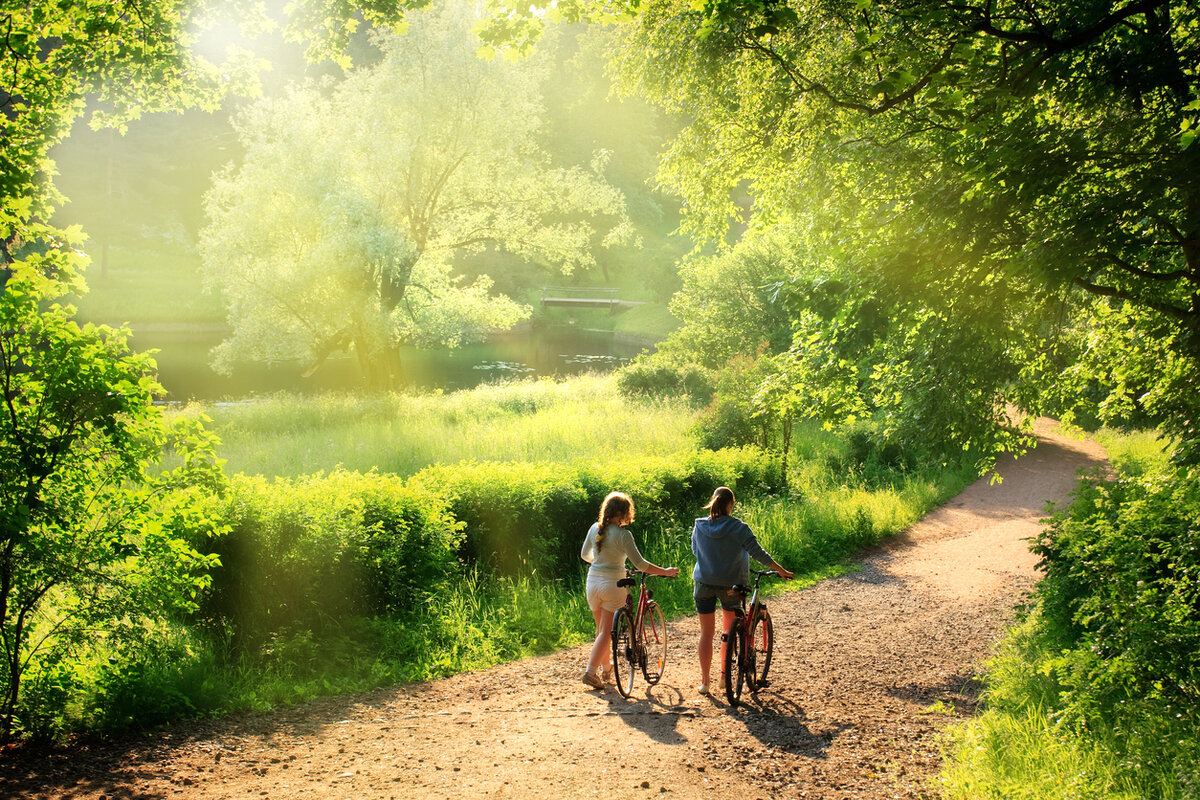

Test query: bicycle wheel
[640,601,668,685]
[722,620,746,706]
[611,607,637,697]
[748,607,774,690]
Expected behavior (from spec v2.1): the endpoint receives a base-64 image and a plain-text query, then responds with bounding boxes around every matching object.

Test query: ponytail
[704,486,735,519]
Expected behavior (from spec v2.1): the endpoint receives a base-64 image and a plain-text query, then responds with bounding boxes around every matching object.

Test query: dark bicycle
[721,569,777,707]
[611,569,671,697]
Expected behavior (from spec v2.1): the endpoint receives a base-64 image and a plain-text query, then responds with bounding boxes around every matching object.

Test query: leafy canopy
[597,0,1200,463]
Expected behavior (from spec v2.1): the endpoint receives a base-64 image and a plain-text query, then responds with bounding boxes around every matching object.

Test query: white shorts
[586,572,629,613]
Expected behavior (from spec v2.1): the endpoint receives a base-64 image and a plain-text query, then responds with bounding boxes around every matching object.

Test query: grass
[1093,425,1172,476]
[938,610,1196,800]
[613,302,679,340]
[162,373,701,477]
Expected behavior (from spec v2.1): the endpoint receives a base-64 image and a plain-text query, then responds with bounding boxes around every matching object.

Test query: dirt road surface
[0,419,1107,800]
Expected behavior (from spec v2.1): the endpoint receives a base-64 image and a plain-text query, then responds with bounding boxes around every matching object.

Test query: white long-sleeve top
[580,523,651,577]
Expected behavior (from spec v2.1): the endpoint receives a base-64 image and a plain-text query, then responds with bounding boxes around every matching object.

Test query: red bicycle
[611,569,671,697]
[722,569,777,707]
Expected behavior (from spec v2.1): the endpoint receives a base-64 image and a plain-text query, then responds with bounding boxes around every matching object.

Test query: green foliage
[200,471,463,649]
[1049,302,1200,463]
[640,217,1041,475]
[600,0,1200,466]
[653,227,800,369]
[410,446,782,575]
[1033,467,1200,716]
[0,259,227,738]
[691,355,771,450]
[0,0,255,248]
[615,361,714,405]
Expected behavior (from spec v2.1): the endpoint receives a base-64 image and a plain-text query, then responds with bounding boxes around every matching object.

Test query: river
[134,324,650,401]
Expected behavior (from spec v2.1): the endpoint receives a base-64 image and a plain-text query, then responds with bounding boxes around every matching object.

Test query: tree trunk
[354,336,403,391]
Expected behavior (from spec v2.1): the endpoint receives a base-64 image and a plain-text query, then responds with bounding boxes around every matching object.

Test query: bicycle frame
[621,570,653,633]
[723,569,776,705]
[611,570,669,696]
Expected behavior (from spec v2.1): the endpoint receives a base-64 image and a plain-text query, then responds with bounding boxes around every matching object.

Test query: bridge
[539,286,644,311]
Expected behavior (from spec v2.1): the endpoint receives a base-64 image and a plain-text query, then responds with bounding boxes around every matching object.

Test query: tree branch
[978,0,1168,54]
[1072,276,1193,321]
[1100,252,1190,282]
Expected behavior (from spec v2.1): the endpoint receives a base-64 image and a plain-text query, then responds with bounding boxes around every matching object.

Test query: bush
[410,447,783,576]
[615,361,714,406]
[1033,466,1200,716]
[200,471,463,650]
[693,391,761,450]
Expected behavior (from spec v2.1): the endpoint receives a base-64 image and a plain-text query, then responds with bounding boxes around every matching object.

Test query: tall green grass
[939,609,1197,800]
[165,374,700,477]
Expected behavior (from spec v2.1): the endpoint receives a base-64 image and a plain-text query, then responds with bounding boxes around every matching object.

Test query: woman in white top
[579,491,679,689]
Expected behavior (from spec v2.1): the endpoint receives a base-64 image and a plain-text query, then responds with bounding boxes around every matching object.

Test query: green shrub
[615,361,714,406]
[693,391,761,449]
[1033,466,1200,716]
[410,447,782,576]
[200,471,463,650]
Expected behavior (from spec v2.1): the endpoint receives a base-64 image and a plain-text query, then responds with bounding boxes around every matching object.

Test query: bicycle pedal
[756,679,771,688]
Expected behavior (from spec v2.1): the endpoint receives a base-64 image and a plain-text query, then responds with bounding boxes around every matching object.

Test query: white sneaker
[697,683,710,696]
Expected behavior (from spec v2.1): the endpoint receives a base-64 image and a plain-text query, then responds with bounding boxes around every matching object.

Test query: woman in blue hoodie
[692,486,793,696]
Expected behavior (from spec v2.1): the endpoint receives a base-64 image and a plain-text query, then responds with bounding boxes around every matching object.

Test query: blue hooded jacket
[691,514,774,588]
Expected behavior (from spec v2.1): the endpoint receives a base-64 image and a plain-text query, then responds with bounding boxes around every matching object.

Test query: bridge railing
[540,286,619,300]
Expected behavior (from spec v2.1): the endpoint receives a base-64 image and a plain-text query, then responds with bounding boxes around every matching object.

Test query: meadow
[20,373,977,738]
[161,374,700,477]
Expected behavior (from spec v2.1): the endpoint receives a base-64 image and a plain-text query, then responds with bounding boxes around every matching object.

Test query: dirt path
[0,419,1107,800]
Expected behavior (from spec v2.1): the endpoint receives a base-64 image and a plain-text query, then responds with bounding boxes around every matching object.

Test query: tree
[568,0,1197,464]
[0,0,422,739]
[201,3,634,388]
[0,257,226,737]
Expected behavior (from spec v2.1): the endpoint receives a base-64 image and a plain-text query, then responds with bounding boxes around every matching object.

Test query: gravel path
[0,419,1107,800]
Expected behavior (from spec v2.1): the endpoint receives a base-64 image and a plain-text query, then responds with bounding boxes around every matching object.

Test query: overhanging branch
[1072,276,1192,322]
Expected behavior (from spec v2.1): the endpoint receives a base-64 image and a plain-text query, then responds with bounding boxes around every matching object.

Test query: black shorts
[694,582,740,614]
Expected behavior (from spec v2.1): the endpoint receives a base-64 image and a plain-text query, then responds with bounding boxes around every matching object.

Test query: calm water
[134,325,646,401]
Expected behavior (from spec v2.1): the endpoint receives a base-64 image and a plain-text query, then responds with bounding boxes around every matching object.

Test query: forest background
[1,0,1197,797]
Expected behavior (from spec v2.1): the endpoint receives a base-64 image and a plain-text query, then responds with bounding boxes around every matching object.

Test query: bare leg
[718,608,738,681]
[698,612,715,685]
[587,605,615,676]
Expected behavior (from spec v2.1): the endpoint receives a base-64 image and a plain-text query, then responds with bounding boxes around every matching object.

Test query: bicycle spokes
[611,607,637,697]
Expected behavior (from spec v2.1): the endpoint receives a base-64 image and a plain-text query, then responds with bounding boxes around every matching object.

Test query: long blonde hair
[704,486,735,519]
[595,492,634,553]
